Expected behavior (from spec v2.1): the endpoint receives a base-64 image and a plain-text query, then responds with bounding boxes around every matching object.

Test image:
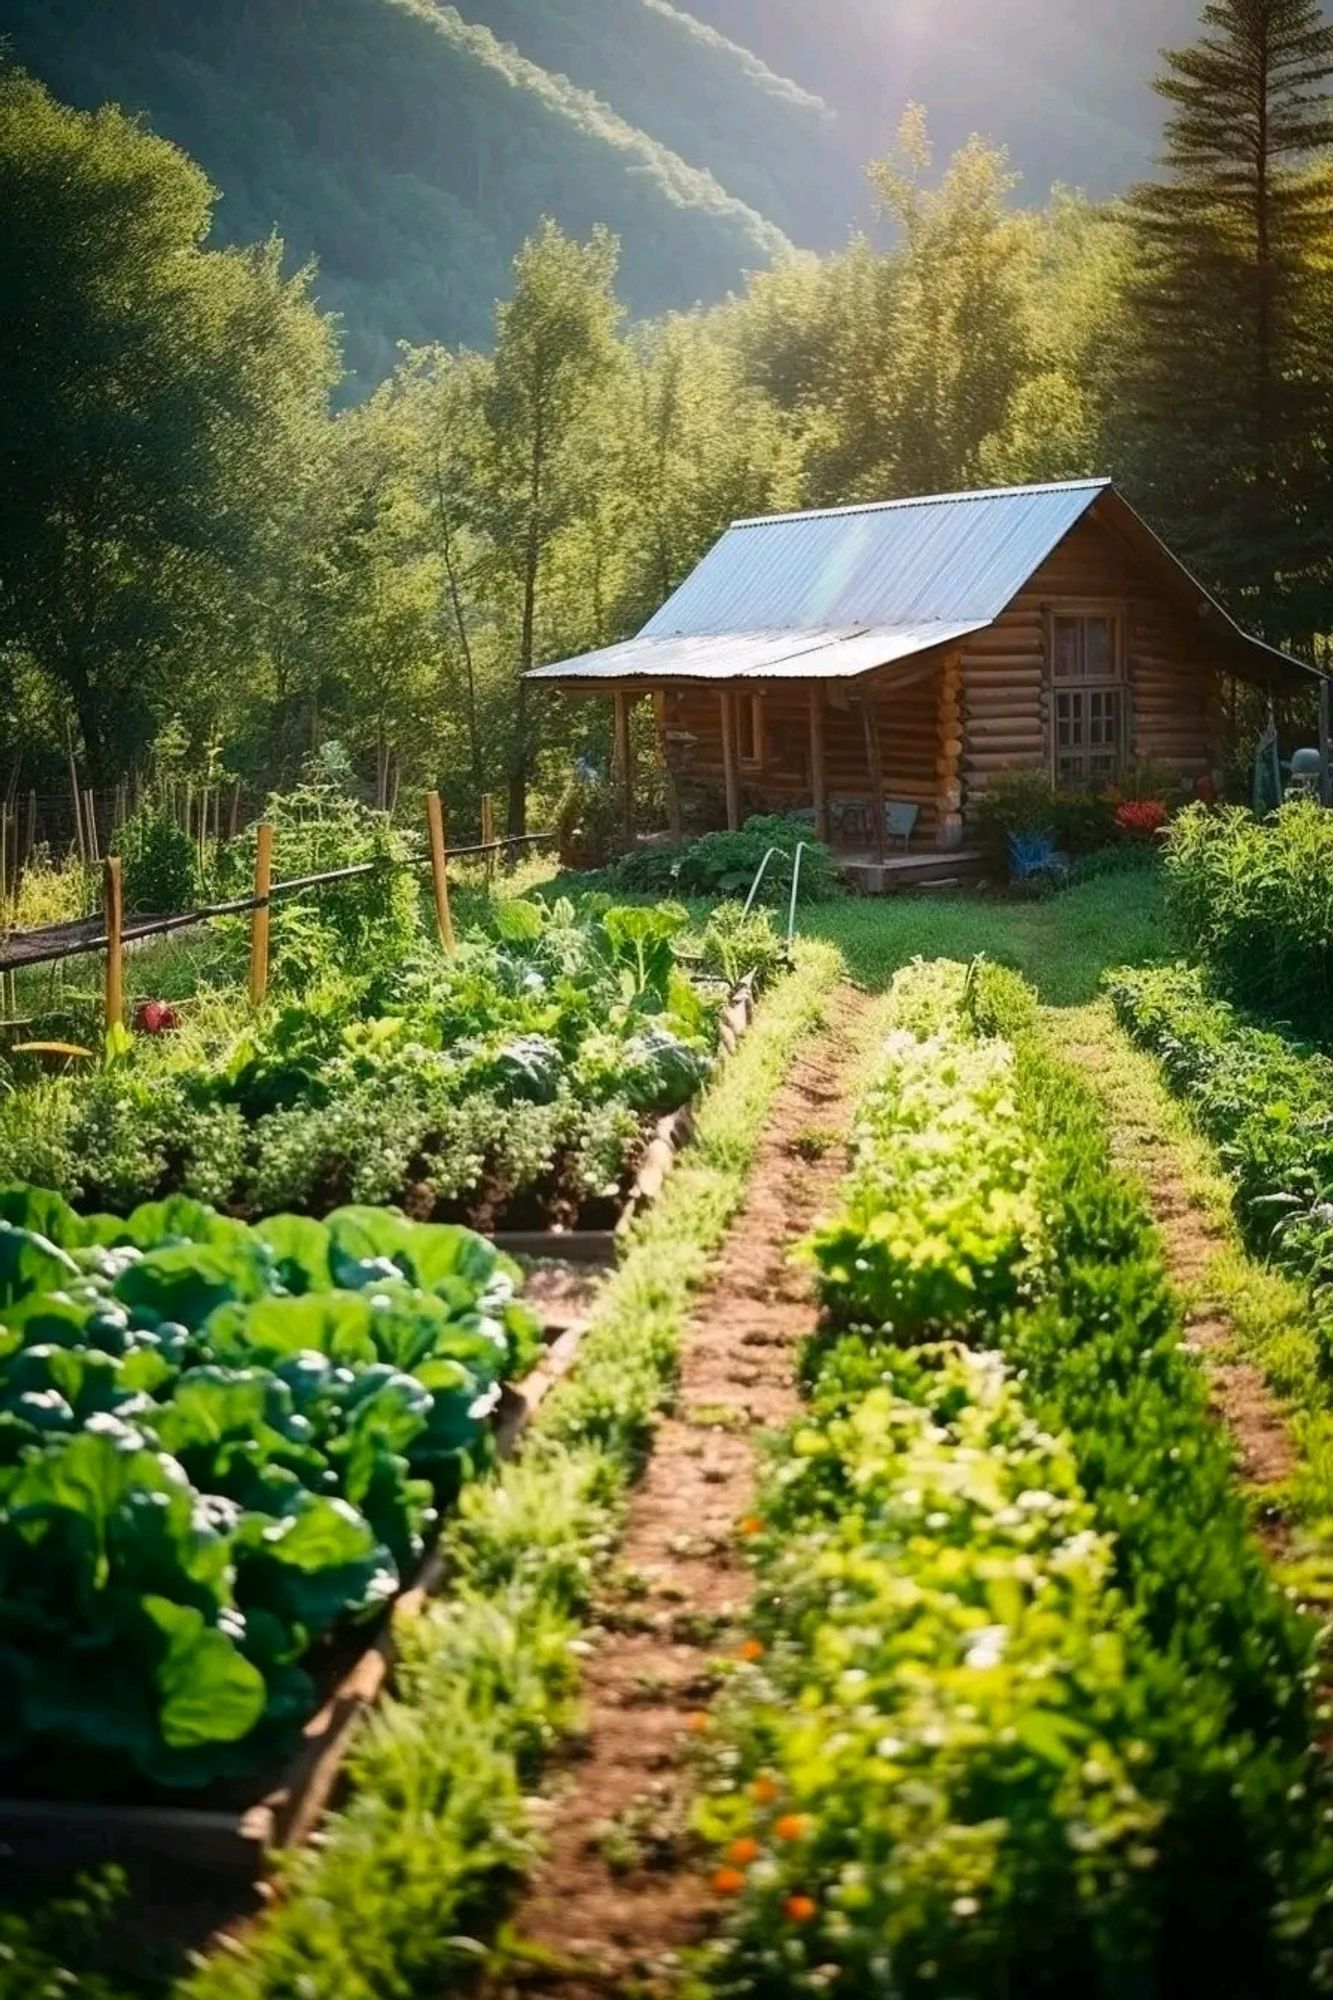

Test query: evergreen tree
[1120,0,1333,645]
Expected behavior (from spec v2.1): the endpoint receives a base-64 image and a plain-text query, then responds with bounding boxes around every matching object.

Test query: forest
[1,0,1332,838]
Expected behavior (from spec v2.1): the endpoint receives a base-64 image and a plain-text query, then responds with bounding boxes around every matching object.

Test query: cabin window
[1050,611,1126,785]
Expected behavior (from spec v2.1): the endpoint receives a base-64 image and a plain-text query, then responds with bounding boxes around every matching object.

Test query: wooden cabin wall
[661,671,941,842]
[959,510,1222,813]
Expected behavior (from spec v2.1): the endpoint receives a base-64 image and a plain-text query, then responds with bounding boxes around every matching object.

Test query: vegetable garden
[3,805,1333,2000]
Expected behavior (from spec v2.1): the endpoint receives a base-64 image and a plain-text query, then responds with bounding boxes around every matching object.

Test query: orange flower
[726,1837,760,1867]
[774,1813,809,1843]
[713,1866,746,1896]
[686,1711,710,1734]
[784,1893,817,1924]
[752,1775,780,1805]
[739,1638,765,1662]
[738,1514,763,1537]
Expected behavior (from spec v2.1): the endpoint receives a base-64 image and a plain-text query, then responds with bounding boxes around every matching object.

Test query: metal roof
[643,479,1109,636]
[528,478,1322,689]
[525,621,988,685]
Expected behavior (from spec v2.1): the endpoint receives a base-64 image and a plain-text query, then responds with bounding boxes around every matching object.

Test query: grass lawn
[797,864,1167,1002]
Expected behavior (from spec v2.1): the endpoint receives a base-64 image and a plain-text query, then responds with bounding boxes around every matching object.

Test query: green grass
[799,867,1168,1001]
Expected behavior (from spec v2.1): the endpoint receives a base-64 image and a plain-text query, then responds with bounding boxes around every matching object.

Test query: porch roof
[525,620,985,686]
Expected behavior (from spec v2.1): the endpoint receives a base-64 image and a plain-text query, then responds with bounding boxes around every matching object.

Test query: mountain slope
[2,0,793,388]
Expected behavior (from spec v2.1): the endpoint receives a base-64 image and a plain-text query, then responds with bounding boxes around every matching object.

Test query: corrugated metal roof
[526,478,1322,689]
[526,621,988,685]
[641,480,1109,636]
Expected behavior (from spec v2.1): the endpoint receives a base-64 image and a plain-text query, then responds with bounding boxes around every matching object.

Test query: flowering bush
[1113,797,1167,838]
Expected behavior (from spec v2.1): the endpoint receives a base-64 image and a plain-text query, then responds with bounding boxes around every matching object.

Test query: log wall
[959,510,1222,808]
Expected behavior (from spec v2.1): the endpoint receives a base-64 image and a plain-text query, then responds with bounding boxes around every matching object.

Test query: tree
[867,107,1034,495]
[0,61,338,781]
[1118,0,1333,646]
[480,220,623,833]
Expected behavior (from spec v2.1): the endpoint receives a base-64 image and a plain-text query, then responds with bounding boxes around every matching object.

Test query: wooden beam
[249,822,273,1009]
[613,690,634,848]
[809,684,828,843]
[103,858,124,1033]
[860,694,887,865]
[720,689,741,831]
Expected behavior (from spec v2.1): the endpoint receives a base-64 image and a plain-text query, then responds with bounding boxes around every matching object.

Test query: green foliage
[809,963,1042,1335]
[610,815,836,904]
[698,955,1330,1995]
[0,59,337,781]
[1117,0,1333,644]
[0,1871,128,2000]
[175,944,837,2000]
[973,770,1120,868]
[111,804,201,916]
[0,898,763,1228]
[1162,800,1333,1035]
[1106,960,1333,1303]
[697,903,787,991]
[0,1188,537,1788]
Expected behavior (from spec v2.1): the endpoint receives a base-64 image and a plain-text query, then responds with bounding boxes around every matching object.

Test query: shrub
[608,815,837,905]
[974,771,1120,870]
[112,803,200,914]
[1162,799,1333,1035]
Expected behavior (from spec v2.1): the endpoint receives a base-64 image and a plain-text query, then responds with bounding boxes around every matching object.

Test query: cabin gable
[960,506,1223,808]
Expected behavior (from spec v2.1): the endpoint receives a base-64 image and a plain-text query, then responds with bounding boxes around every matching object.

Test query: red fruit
[135,1000,180,1034]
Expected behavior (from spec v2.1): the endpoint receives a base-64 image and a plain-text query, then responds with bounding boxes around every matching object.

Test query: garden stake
[426,790,455,953]
[481,792,494,883]
[249,821,274,1008]
[103,856,124,1031]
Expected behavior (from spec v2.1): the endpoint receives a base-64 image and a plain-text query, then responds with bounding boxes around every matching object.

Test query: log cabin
[528,478,1323,882]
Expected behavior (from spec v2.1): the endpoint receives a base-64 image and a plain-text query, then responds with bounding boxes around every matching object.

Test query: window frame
[1045,601,1131,788]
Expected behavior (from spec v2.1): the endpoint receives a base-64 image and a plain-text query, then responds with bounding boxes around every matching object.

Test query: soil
[484,989,873,1999]
[1056,1017,1297,1506]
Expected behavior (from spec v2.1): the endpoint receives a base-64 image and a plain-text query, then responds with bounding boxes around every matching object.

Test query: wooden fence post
[1320,677,1332,808]
[481,793,495,883]
[25,789,37,863]
[103,857,124,1032]
[249,822,274,1009]
[425,792,455,954]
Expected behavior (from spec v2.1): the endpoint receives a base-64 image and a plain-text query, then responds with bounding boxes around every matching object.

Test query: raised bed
[491,977,754,1261]
[0,979,758,1905]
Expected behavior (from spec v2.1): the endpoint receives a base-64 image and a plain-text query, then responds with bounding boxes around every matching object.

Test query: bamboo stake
[103,857,124,1032]
[425,792,455,954]
[249,823,274,1009]
[480,793,494,884]
[83,788,100,863]
[65,728,85,863]
[25,789,36,862]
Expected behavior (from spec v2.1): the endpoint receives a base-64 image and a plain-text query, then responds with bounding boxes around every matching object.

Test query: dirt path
[487,989,874,1999]
[1049,1002,1296,1503]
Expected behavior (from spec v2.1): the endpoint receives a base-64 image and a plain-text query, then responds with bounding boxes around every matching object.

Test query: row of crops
[0,896,775,1225]
[0,889,783,1799]
[693,958,1331,1996]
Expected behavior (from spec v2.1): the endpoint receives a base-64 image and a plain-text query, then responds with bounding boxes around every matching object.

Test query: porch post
[720,687,741,831]
[860,693,887,865]
[809,684,828,842]
[613,689,634,847]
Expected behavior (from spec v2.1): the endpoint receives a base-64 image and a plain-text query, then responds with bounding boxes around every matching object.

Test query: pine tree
[1121,0,1333,647]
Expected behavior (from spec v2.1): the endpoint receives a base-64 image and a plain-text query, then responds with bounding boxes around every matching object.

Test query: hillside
[10,0,1329,391]
[1,0,794,388]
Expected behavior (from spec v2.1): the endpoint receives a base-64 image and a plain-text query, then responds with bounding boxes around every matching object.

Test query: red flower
[1114,799,1167,838]
[135,1000,180,1034]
